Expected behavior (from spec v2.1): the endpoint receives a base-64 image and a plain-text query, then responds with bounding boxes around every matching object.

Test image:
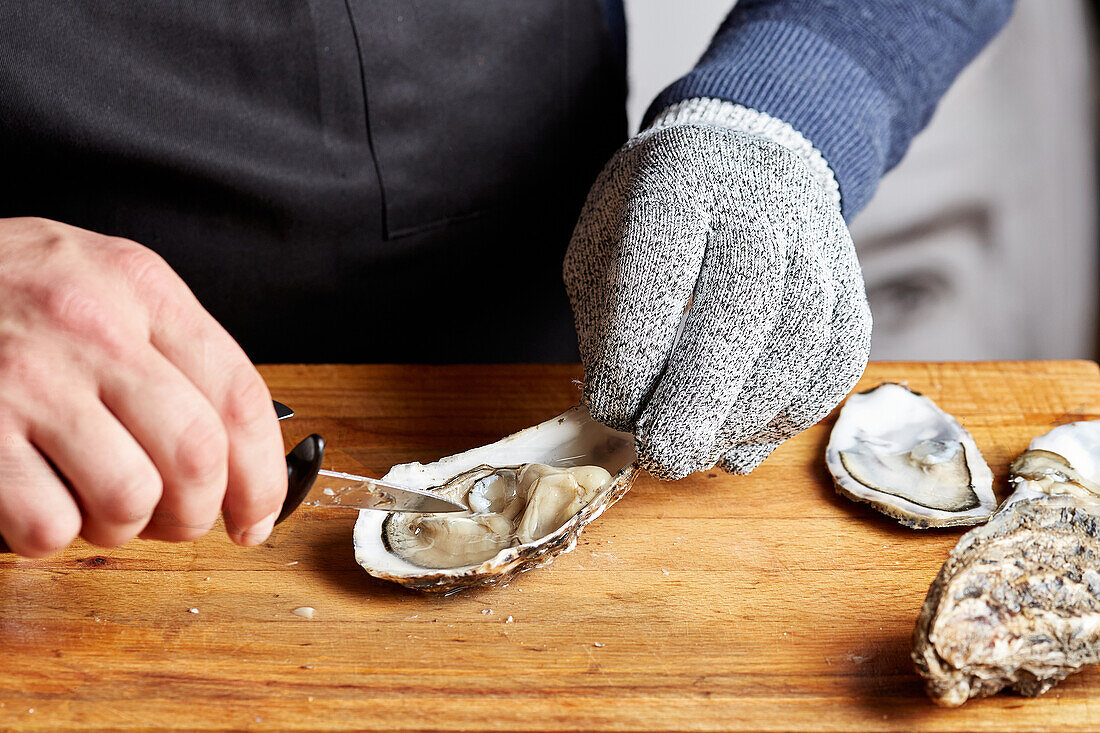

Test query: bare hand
[0,218,287,556]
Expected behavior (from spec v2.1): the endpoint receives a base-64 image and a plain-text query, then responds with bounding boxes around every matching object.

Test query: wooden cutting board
[2,361,1099,732]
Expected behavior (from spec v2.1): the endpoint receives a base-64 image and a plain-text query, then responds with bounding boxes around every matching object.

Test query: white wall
[623,0,732,132]
[622,0,1098,359]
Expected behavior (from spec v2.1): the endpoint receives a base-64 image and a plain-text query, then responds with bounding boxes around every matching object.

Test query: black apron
[0,1,627,362]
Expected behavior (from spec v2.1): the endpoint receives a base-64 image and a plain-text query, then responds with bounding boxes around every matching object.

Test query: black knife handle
[0,433,325,555]
[276,433,325,525]
[272,400,326,525]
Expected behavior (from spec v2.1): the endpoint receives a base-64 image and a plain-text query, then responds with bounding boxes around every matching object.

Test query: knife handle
[276,434,325,526]
[0,434,325,555]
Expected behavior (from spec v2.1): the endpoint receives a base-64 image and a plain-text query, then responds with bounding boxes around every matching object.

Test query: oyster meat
[354,406,637,593]
[913,419,1100,706]
[384,463,613,569]
[825,383,996,528]
[1008,419,1100,505]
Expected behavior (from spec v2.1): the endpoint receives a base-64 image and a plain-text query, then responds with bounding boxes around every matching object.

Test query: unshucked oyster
[825,383,996,528]
[354,407,637,593]
[913,419,1100,706]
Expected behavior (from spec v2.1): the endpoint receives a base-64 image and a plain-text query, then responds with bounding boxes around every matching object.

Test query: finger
[719,440,783,475]
[711,215,839,448]
[29,395,163,547]
[107,243,286,545]
[721,235,872,474]
[0,431,82,558]
[155,335,283,545]
[564,130,709,432]
[98,348,227,542]
[635,222,787,480]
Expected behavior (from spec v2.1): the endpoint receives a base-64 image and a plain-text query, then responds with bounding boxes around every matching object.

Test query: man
[0,1,1014,556]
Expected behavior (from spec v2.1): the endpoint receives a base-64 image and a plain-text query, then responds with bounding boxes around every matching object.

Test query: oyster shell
[825,383,996,528]
[913,419,1100,706]
[1008,420,1100,506]
[353,406,637,593]
[383,463,614,569]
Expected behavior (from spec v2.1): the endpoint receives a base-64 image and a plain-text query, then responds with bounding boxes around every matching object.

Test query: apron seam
[341,0,391,241]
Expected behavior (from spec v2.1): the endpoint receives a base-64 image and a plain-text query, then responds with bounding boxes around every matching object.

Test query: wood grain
[1,361,1099,732]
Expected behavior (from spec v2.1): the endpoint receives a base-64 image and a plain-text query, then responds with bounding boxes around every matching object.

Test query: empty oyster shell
[913,419,1100,707]
[825,383,996,528]
[353,406,637,593]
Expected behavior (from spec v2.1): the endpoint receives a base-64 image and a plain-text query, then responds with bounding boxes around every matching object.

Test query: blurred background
[624,0,1098,360]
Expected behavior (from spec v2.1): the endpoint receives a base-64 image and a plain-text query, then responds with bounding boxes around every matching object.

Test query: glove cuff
[646,97,841,213]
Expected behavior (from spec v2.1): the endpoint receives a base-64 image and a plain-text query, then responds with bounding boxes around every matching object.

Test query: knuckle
[40,281,127,352]
[109,241,174,295]
[19,514,80,557]
[174,412,229,485]
[0,339,49,392]
[220,363,273,434]
[33,221,82,260]
[92,470,164,526]
[21,216,69,234]
[11,215,47,229]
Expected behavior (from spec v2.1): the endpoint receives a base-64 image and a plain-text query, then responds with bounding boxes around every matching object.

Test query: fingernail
[240,510,279,546]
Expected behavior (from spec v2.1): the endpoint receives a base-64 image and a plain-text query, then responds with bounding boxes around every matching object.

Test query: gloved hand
[564,99,872,480]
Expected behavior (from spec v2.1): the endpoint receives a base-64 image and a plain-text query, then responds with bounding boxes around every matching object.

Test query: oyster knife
[304,469,466,514]
[273,401,464,516]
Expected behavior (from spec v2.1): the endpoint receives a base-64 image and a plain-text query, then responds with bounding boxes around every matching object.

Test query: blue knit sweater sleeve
[643,0,1015,219]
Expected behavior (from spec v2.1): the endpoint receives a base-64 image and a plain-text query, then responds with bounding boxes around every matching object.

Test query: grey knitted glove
[564,99,872,480]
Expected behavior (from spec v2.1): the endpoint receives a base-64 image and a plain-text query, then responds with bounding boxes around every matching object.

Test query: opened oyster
[913,419,1100,707]
[384,463,614,569]
[825,383,996,528]
[1007,420,1100,506]
[354,407,637,592]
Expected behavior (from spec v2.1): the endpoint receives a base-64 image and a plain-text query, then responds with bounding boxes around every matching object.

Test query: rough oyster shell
[353,406,637,593]
[825,383,996,528]
[913,419,1100,706]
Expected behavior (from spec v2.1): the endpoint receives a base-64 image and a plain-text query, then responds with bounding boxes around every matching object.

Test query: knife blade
[270,399,463,514]
[302,469,466,514]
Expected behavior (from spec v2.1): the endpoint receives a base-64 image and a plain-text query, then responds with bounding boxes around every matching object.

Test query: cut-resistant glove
[564,99,872,480]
